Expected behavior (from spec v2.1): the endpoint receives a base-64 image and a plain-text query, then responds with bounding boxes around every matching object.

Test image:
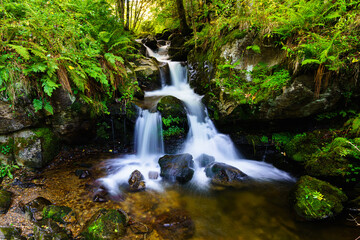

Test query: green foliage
[246,45,261,54]
[97,122,111,140]
[214,61,291,104]
[163,126,185,138]
[294,175,347,220]
[161,115,185,139]
[0,0,138,115]
[0,163,19,179]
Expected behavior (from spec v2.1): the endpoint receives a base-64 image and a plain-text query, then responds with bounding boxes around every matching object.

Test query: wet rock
[81,209,128,239]
[195,154,215,168]
[75,169,91,179]
[13,128,60,169]
[205,162,249,187]
[168,33,190,61]
[0,189,12,214]
[142,35,158,50]
[153,209,195,240]
[157,96,189,153]
[51,97,95,145]
[34,219,71,240]
[158,154,194,184]
[42,205,76,224]
[135,57,161,91]
[0,101,38,135]
[0,227,26,240]
[93,187,109,203]
[128,170,146,192]
[22,197,52,221]
[148,171,159,180]
[130,222,149,235]
[292,175,347,220]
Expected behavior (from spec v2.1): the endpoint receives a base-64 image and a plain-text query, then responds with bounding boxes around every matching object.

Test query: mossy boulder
[157,96,188,153]
[0,227,26,240]
[0,189,12,214]
[42,205,75,224]
[285,132,322,162]
[305,137,359,178]
[292,176,347,220]
[135,57,161,91]
[205,162,249,187]
[158,154,195,184]
[13,128,60,169]
[81,209,129,240]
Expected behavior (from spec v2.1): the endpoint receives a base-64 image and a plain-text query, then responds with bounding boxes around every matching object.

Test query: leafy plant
[0,163,19,179]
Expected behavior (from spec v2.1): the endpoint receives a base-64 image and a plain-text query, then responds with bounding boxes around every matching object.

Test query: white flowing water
[100,43,294,195]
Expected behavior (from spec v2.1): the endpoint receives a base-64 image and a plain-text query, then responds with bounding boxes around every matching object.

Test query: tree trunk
[125,0,130,30]
[176,0,191,35]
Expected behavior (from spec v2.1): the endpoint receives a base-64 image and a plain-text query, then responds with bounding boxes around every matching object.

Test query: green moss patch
[292,176,347,220]
[42,205,74,224]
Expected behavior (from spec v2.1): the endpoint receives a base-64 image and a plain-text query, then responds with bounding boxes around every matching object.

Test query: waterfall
[134,109,164,158]
[99,42,294,194]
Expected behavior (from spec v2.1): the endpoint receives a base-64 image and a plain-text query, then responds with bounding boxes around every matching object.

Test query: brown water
[1,153,360,239]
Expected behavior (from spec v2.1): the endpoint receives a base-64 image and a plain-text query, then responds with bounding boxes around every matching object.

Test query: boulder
[195,154,215,168]
[0,101,37,135]
[157,96,188,153]
[0,227,26,240]
[153,209,195,240]
[135,57,161,91]
[168,33,190,61]
[13,128,60,169]
[292,175,347,220]
[81,209,129,239]
[128,170,146,192]
[75,169,91,179]
[42,205,76,224]
[34,219,71,240]
[205,162,249,187]
[142,35,158,50]
[158,154,195,183]
[0,189,12,214]
[148,171,159,180]
[22,197,52,221]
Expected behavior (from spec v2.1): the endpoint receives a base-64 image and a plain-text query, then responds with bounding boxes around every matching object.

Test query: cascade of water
[100,41,294,194]
[134,109,164,158]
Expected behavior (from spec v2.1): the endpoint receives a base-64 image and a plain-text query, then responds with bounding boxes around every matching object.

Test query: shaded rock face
[0,101,38,135]
[157,96,189,153]
[81,209,128,239]
[195,154,215,168]
[158,154,195,184]
[168,33,191,61]
[0,189,12,214]
[128,170,146,192]
[0,227,25,240]
[153,209,195,240]
[142,35,159,50]
[205,162,249,187]
[12,128,60,169]
[292,175,347,221]
[135,57,161,91]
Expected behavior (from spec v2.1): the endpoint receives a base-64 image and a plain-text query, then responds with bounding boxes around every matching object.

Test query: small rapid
[99,41,294,195]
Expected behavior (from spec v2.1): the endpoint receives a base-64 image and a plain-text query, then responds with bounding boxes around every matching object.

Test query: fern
[7,44,30,60]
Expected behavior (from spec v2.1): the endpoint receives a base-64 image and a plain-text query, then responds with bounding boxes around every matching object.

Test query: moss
[305,137,359,177]
[284,132,322,162]
[34,128,60,165]
[81,209,128,240]
[42,205,73,224]
[292,176,347,220]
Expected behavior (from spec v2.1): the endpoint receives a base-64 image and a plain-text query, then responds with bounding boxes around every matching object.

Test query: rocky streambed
[1,149,360,240]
